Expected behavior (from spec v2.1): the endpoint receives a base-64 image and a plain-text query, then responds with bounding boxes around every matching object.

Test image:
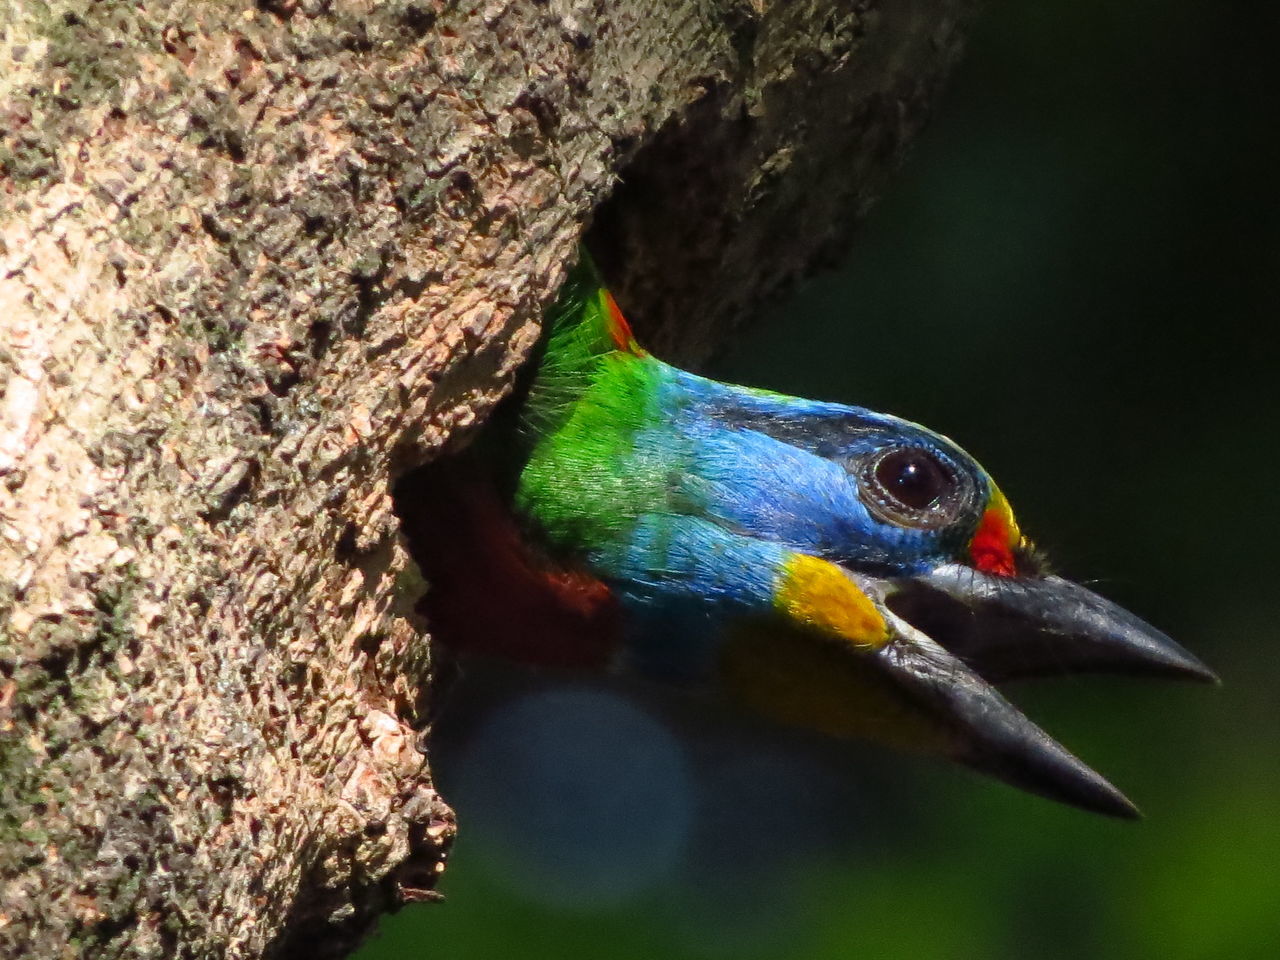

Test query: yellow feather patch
[987,485,1022,546]
[775,554,890,650]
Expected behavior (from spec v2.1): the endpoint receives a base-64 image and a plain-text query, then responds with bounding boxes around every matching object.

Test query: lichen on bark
[0,1,976,957]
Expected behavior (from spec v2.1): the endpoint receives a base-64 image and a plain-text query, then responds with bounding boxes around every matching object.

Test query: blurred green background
[359,2,1279,958]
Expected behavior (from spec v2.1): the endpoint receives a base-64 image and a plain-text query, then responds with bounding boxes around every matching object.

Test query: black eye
[858,446,966,529]
[875,448,951,510]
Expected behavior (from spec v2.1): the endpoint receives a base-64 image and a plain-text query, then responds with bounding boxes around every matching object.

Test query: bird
[407,253,1216,819]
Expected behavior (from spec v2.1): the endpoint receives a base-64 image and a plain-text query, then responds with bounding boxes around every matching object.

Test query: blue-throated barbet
[414,255,1216,818]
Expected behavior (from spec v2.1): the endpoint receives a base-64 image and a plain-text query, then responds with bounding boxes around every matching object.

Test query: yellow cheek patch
[775,553,890,650]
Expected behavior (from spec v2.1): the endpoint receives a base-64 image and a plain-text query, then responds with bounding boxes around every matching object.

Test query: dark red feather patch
[400,461,620,669]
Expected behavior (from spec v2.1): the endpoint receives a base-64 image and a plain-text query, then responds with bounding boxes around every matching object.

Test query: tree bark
[0,1,975,957]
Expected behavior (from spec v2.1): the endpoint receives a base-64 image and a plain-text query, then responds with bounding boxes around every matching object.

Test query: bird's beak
[722,563,1214,819]
[860,616,1144,818]
[860,564,1216,817]
[886,563,1218,685]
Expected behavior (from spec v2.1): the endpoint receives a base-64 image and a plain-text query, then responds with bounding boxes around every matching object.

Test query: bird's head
[514,263,1214,817]
[709,399,1217,817]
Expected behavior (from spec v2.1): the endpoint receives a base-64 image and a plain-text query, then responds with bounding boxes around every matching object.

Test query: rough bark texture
[0,1,974,958]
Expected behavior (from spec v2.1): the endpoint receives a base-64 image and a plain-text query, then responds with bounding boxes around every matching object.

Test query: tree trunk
[0,1,975,957]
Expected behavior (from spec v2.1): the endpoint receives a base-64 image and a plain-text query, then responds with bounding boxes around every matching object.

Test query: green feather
[515,257,680,557]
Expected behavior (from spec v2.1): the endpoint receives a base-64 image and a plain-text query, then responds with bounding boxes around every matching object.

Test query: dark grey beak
[886,564,1218,684]
[845,563,1217,818]
[870,629,1141,818]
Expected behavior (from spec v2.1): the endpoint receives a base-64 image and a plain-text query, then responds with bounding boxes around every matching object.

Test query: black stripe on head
[705,403,882,458]
[706,397,991,557]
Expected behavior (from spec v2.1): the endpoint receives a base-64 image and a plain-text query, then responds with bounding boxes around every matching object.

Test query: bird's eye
[875,449,950,509]
[859,447,965,529]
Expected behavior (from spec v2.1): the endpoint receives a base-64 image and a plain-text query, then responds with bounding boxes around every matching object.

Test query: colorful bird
[411,255,1215,818]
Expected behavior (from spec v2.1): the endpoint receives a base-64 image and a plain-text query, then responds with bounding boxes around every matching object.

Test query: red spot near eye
[603,291,641,354]
[970,508,1018,577]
